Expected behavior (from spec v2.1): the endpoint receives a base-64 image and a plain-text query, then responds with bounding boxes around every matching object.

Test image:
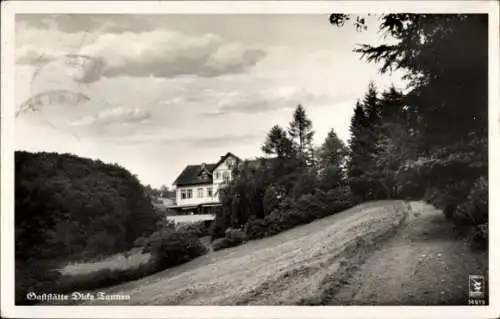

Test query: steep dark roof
[172,152,241,187]
[173,163,217,187]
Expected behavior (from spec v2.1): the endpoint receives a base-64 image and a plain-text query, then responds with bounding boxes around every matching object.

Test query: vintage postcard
[1,1,499,318]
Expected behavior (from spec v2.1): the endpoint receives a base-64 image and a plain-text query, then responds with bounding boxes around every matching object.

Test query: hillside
[15,151,162,304]
[60,201,486,306]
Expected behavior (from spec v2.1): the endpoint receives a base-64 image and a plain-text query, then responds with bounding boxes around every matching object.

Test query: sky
[14,14,406,188]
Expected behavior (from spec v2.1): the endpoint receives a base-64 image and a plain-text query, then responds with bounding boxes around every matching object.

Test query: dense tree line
[211,105,352,242]
[15,151,164,303]
[331,14,488,236]
[15,151,162,263]
[144,184,175,201]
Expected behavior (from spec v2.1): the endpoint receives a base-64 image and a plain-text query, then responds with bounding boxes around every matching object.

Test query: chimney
[201,162,207,170]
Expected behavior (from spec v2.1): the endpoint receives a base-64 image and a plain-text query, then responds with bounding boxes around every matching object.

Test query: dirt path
[328,201,489,305]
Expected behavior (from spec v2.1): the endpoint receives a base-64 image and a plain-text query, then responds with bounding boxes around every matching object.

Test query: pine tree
[288,104,314,165]
[363,81,382,124]
[262,125,294,160]
[318,129,348,170]
[347,100,371,201]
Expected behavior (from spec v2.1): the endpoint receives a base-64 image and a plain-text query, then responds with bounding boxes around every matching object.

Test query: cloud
[71,107,151,127]
[200,87,342,117]
[107,129,260,149]
[16,27,267,79]
[188,134,260,148]
[15,46,60,66]
[77,30,266,78]
[16,14,147,34]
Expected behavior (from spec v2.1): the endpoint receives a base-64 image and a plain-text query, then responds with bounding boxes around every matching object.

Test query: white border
[1,1,499,318]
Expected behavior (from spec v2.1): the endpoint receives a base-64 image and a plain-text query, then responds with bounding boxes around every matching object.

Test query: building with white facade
[169,152,240,215]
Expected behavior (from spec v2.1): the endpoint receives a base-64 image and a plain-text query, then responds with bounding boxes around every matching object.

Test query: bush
[212,238,231,251]
[322,186,353,213]
[211,208,231,241]
[212,228,246,251]
[467,223,488,250]
[425,180,473,220]
[133,236,148,248]
[455,176,488,226]
[177,220,210,237]
[156,218,177,230]
[265,207,310,233]
[244,218,268,240]
[150,230,207,268]
[290,170,317,200]
[225,227,246,244]
[262,186,281,215]
[294,192,328,219]
[141,229,174,254]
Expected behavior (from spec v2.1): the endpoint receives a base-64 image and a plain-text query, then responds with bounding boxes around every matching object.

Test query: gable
[211,152,241,172]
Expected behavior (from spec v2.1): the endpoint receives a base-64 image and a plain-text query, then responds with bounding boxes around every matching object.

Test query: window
[215,171,220,180]
[207,187,213,197]
[197,188,203,198]
[181,188,192,199]
[222,171,230,182]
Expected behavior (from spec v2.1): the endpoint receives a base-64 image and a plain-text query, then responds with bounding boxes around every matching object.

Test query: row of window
[214,170,230,182]
[180,187,214,200]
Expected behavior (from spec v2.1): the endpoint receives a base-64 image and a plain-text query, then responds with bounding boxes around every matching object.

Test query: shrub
[212,238,231,251]
[212,228,246,251]
[467,223,488,250]
[133,236,148,248]
[425,180,473,220]
[295,192,330,218]
[177,220,210,237]
[211,208,231,241]
[289,170,317,200]
[156,218,177,230]
[262,186,281,215]
[141,229,174,254]
[150,230,207,268]
[455,176,488,226]
[225,227,246,244]
[322,186,353,213]
[244,218,268,240]
[265,207,311,233]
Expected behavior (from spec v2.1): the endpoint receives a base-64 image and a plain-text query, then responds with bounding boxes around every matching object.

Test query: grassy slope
[74,200,408,305]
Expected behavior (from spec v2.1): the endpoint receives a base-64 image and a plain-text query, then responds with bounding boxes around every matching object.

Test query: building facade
[169,152,240,215]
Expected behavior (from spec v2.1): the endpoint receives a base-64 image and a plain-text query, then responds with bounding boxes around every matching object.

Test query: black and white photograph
[1,1,499,318]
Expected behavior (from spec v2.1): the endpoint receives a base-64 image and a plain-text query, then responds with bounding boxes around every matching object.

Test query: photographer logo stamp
[468,275,486,305]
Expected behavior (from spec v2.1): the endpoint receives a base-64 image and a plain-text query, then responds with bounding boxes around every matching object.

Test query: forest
[211,14,488,249]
